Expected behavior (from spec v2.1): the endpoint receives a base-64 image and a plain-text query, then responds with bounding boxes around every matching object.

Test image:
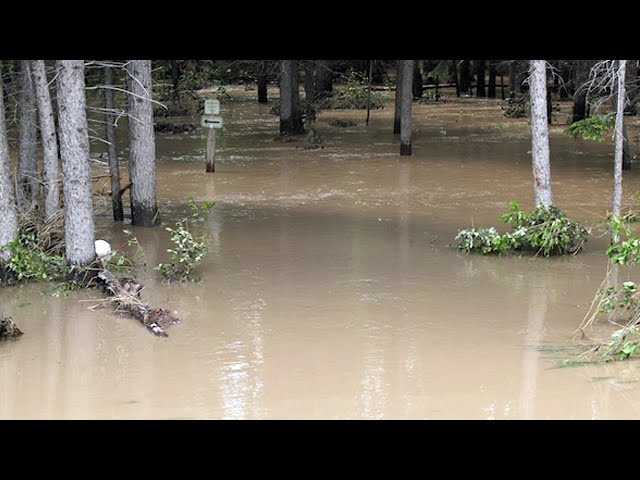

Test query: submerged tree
[279,60,304,136]
[529,60,553,207]
[126,59,160,227]
[400,60,414,156]
[612,60,627,217]
[104,63,123,222]
[257,60,269,104]
[56,60,95,267]
[16,60,38,209]
[0,64,18,271]
[31,60,60,221]
[394,61,403,134]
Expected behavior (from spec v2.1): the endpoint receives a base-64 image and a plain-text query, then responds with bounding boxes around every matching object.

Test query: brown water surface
[2,88,640,419]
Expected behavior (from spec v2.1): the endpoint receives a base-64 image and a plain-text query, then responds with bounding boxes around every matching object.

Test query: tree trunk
[475,60,486,97]
[547,87,553,125]
[452,60,461,97]
[394,61,403,134]
[16,60,38,210]
[31,60,60,222]
[622,122,631,170]
[257,61,268,104]
[104,64,123,221]
[400,60,414,156]
[572,60,588,123]
[366,59,373,125]
[559,63,571,99]
[487,61,497,98]
[625,59,638,115]
[529,60,553,208]
[279,60,304,136]
[315,60,333,99]
[612,60,627,217]
[303,60,316,121]
[509,61,518,94]
[126,60,160,227]
[412,61,423,100]
[0,64,18,267]
[459,60,471,94]
[56,60,95,267]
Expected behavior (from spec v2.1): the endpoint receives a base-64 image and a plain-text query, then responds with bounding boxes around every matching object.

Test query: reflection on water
[2,89,640,419]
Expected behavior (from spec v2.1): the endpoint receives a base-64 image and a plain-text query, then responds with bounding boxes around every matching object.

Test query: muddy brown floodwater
[2,87,640,419]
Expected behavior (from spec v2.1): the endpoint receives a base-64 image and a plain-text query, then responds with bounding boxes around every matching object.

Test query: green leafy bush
[455,201,589,257]
[564,114,615,142]
[318,71,384,110]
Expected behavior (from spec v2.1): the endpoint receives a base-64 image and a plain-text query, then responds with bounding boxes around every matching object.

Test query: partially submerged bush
[0,315,22,339]
[501,94,528,118]
[318,71,384,110]
[455,201,589,257]
[565,114,615,142]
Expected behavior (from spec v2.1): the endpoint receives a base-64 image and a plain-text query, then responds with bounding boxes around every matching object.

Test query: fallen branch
[96,268,180,337]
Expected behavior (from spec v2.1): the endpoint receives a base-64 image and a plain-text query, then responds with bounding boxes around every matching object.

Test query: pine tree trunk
[509,61,517,95]
[257,61,268,104]
[394,61,403,134]
[529,60,553,207]
[400,60,414,156]
[126,60,160,227]
[612,60,627,217]
[412,61,423,100]
[31,60,60,221]
[303,60,316,121]
[104,64,123,221]
[572,61,588,123]
[487,61,497,98]
[624,59,638,115]
[459,60,470,94]
[279,60,304,136]
[56,60,95,266]
[0,64,18,266]
[17,60,38,209]
[452,60,461,97]
[475,60,486,97]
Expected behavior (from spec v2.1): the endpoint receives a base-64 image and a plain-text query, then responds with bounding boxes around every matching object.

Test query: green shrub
[564,114,615,142]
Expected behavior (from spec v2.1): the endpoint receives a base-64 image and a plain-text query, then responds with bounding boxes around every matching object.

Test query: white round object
[95,239,112,258]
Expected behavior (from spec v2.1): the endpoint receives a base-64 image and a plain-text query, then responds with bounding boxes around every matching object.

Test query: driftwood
[0,315,23,340]
[96,269,180,337]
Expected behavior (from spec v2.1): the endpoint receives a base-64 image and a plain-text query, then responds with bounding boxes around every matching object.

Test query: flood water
[2,87,640,419]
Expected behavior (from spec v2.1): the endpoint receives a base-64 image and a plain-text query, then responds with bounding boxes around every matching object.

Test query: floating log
[97,269,180,337]
[0,315,23,340]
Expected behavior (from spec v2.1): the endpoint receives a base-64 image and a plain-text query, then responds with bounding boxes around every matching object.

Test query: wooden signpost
[202,99,223,172]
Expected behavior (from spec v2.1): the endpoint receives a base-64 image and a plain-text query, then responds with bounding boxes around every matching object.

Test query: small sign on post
[204,98,220,115]
[200,115,223,129]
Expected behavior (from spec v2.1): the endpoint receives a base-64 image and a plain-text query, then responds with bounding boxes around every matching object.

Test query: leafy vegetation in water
[564,114,615,142]
[501,94,528,118]
[318,71,384,110]
[455,201,589,257]
[155,198,215,282]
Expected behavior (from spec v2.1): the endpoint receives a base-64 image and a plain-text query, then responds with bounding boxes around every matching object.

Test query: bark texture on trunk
[487,61,497,98]
[279,60,304,135]
[17,60,38,209]
[0,65,18,263]
[412,61,423,99]
[459,60,470,94]
[56,60,96,266]
[475,60,486,97]
[394,61,403,134]
[400,60,414,156]
[126,60,159,227]
[612,60,627,217]
[31,60,60,221]
[104,65,123,221]
[529,60,553,207]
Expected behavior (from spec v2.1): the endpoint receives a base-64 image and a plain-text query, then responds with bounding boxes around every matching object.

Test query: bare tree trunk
[412,61,423,100]
[394,61,403,134]
[303,60,316,121]
[279,60,305,136]
[104,64,123,221]
[612,60,627,217]
[572,60,588,123]
[487,61,497,98]
[529,60,553,207]
[0,64,18,267]
[509,61,518,95]
[624,59,638,115]
[400,60,414,156]
[257,61,268,104]
[31,60,60,221]
[452,60,461,97]
[126,60,159,227]
[475,60,486,97]
[622,123,631,170]
[459,60,470,94]
[56,60,95,267]
[17,60,38,210]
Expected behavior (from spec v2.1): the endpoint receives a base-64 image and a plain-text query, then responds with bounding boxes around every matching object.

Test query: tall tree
[56,60,95,267]
[509,61,518,95]
[400,60,414,156]
[0,64,18,270]
[475,60,486,97]
[529,60,553,207]
[394,61,404,134]
[31,60,60,221]
[412,61,423,99]
[459,60,471,94]
[126,60,160,227]
[624,59,638,115]
[104,64,123,221]
[612,60,627,217]
[303,60,316,121]
[279,60,305,136]
[487,61,497,98]
[16,60,38,209]
[572,60,589,123]
[315,60,333,99]
[257,60,269,104]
